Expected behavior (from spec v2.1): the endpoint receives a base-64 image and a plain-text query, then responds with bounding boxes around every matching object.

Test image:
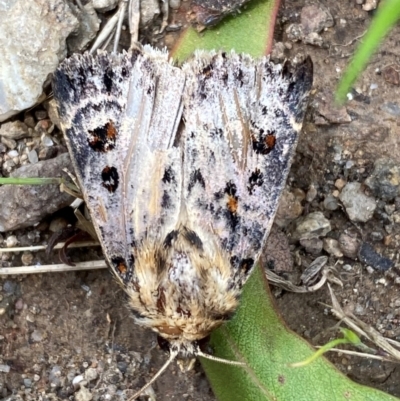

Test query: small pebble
[30,329,44,342]
[5,235,18,248]
[84,367,98,382]
[23,378,32,388]
[0,364,10,373]
[338,232,360,259]
[323,238,343,257]
[35,110,48,120]
[28,149,38,164]
[21,251,34,266]
[342,264,352,271]
[339,182,376,222]
[41,135,54,147]
[15,298,24,310]
[306,184,318,202]
[335,178,346,190]
[3,280,17,294]
[7,150,18,158]
[323,195,339,211]
[72,374,84,387]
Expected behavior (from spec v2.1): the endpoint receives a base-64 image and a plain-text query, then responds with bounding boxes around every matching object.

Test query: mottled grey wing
[53,49,186,285]
[182,51,312,286]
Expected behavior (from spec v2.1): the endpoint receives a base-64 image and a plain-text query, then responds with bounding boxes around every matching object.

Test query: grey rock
[0,121,30,140]
[381,102,400,117]
[363,0,378,11]
[270,42,286,63]
[49,365,62,387]
[75,385,93,401]
[301,4,334,35]
[0,364,10,373]
[300,237,323,255]
[303,32,324,47]
[275,188,303,228]
[338,231,361,259]
[286,23,304,42]
[170,0,181,9]
[292,211,331,241]
[365,158,400,201]
[1,136,17,150]
[0,0,78,122]
[0,153,74,232]
[3,280,18,294]
[313,89,351,124]
[31,329,45,342]
[23,378,32,388]
[359,242,393,272]
[68,2,100,53]
[306,184,317,203]
[141,0,162,27]
[323,238,343,257]
[3,158,16,173]
[84,367,98,382]
[339,182,376,222]
[323,195,339,211]
[92,0,119,12]
[370,231,384,242]
[28,149,39,164]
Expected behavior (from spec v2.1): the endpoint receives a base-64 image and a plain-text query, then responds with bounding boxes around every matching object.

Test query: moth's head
[127,335,244,400]
[157,334,210,370]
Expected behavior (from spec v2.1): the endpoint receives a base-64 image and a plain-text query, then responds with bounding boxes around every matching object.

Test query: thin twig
[316,347,399,363]
[114,0,128,53]
[328,285,400,361]
[0,241,99,253]
[129,0,140,45]
[0,260,107,275]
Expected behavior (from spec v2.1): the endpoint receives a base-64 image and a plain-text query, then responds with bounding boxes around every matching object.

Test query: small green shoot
[336,0,400,102]
[290,328,361,368]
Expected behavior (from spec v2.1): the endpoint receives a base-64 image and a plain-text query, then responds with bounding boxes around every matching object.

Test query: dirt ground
[2,0,400,400]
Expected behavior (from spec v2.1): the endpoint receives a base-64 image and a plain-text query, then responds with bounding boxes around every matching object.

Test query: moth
[52,47,313,398]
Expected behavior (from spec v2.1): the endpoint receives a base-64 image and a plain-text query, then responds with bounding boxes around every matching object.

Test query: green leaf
[336,0,400,102]
[172,0,281,62]
[201,265,399,401]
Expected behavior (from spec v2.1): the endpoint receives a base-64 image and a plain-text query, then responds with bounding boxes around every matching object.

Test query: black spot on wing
[162,166,175,184]
[111,255,134,284]
[239,258,254,275]
[101,166,119,192]
[88,120,117,152]
[188,169,205,192]
[248,169,263,194]
[224,181,239,231]
[103,68,114,93]
[250,120,277,155]
[161,192,171,209]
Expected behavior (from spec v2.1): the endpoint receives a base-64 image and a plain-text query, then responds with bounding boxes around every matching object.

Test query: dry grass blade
[266,265,341,293]
[0,260,107,275]
[328,284,400,361]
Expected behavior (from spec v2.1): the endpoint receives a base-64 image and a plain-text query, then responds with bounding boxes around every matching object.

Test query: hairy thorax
[125,227,240,345]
